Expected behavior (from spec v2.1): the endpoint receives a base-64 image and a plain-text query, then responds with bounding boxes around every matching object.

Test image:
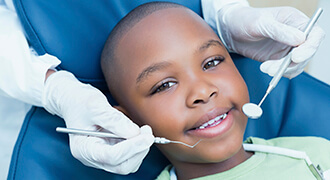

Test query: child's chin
[179,149,239,164]
[193,143,243,162]
[192,154,233,164]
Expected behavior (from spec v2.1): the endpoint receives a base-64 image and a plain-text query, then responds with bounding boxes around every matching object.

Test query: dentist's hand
[216,4,325,78]
[42,71,155,174]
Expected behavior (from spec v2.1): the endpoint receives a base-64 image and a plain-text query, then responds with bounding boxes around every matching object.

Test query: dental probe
[261,8,323,105]
[243,8,323,119]
[56,127,202,148]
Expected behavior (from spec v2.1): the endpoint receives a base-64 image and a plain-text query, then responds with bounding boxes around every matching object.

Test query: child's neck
[172,146,253,180]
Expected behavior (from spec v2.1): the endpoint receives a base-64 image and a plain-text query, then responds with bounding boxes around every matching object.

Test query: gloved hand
[42,71,155,174]
[205,0,325,78]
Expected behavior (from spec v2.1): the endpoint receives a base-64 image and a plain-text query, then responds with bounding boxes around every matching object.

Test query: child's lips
[187,108,234,139]
[192,113,227,130]
[190,107,230,129]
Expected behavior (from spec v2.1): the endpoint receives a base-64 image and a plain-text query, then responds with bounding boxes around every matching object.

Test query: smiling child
[101,2,330,180]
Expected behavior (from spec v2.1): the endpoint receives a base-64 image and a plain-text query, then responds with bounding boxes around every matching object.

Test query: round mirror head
[242,103,263,119]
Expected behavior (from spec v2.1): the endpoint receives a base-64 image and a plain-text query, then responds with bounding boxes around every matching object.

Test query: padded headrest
[14,0,202,91]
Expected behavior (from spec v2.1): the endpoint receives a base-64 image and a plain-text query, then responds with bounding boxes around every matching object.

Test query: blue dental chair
[8,0,330,179]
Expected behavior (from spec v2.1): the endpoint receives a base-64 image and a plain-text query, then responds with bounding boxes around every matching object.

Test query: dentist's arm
[0,5,60,105]
[0,5,154,174]
[202,0,325,78]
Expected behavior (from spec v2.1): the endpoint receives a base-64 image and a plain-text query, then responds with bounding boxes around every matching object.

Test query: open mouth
[192,112,228,130]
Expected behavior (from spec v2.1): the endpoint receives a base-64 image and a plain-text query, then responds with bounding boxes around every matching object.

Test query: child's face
[114,8,249,166]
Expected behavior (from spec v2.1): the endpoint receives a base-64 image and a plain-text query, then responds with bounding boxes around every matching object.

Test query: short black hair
[101,2,185,99]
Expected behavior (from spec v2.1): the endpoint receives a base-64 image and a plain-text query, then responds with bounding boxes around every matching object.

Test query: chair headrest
[14,0,202,91]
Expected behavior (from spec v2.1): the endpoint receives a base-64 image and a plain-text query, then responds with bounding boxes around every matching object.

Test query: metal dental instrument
[243,8,323,119]
[154,137,202,148]
[261,8,323,105]
[56,127,202,148]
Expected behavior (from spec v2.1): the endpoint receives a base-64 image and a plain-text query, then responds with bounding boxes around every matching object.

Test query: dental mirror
[242,103,263,119]
[243,91,267,119]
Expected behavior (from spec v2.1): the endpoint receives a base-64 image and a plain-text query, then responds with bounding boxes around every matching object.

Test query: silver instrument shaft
[259,8,323,107]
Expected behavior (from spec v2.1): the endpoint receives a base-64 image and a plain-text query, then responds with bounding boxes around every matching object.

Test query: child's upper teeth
[197,113,227,130]
[208,119,215,125]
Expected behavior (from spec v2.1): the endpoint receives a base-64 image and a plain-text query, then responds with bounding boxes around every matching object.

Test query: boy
[101,2,330,180]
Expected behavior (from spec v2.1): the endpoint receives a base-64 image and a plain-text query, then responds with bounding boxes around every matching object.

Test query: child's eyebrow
[198,39,223,52]
[135,40,222,85]
[136,61,172,84]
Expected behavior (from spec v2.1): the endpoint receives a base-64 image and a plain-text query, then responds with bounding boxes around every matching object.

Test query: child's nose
[186,78,218,108]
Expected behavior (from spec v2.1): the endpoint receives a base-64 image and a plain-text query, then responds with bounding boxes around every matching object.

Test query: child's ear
[113,106,130,118]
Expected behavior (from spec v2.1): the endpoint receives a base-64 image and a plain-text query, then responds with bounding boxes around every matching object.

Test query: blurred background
[248,0,330,85]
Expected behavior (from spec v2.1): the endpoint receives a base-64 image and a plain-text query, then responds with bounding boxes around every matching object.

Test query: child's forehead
[119,7,215,52]
[115,7,220,82]
[125,7,204,39]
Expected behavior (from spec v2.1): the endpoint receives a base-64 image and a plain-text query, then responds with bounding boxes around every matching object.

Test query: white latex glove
[0,5,60,105]
[4,0,15,12]
[202,0,325,78]
[42,71,155,174]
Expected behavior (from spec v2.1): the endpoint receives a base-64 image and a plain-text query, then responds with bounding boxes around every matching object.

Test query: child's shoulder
[155,165,172,180]
[248,136,330,150]
[247,136,330,170]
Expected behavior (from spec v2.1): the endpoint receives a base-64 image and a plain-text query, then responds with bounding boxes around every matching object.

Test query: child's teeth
[197,113,227,129]
[208,119,215,125]
[202,122,208,127]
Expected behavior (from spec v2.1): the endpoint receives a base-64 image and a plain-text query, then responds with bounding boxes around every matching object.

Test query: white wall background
[309,0,330,85]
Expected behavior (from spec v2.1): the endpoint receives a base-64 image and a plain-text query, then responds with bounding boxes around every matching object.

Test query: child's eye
[151,81,176,95]
[203,56,224,70]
